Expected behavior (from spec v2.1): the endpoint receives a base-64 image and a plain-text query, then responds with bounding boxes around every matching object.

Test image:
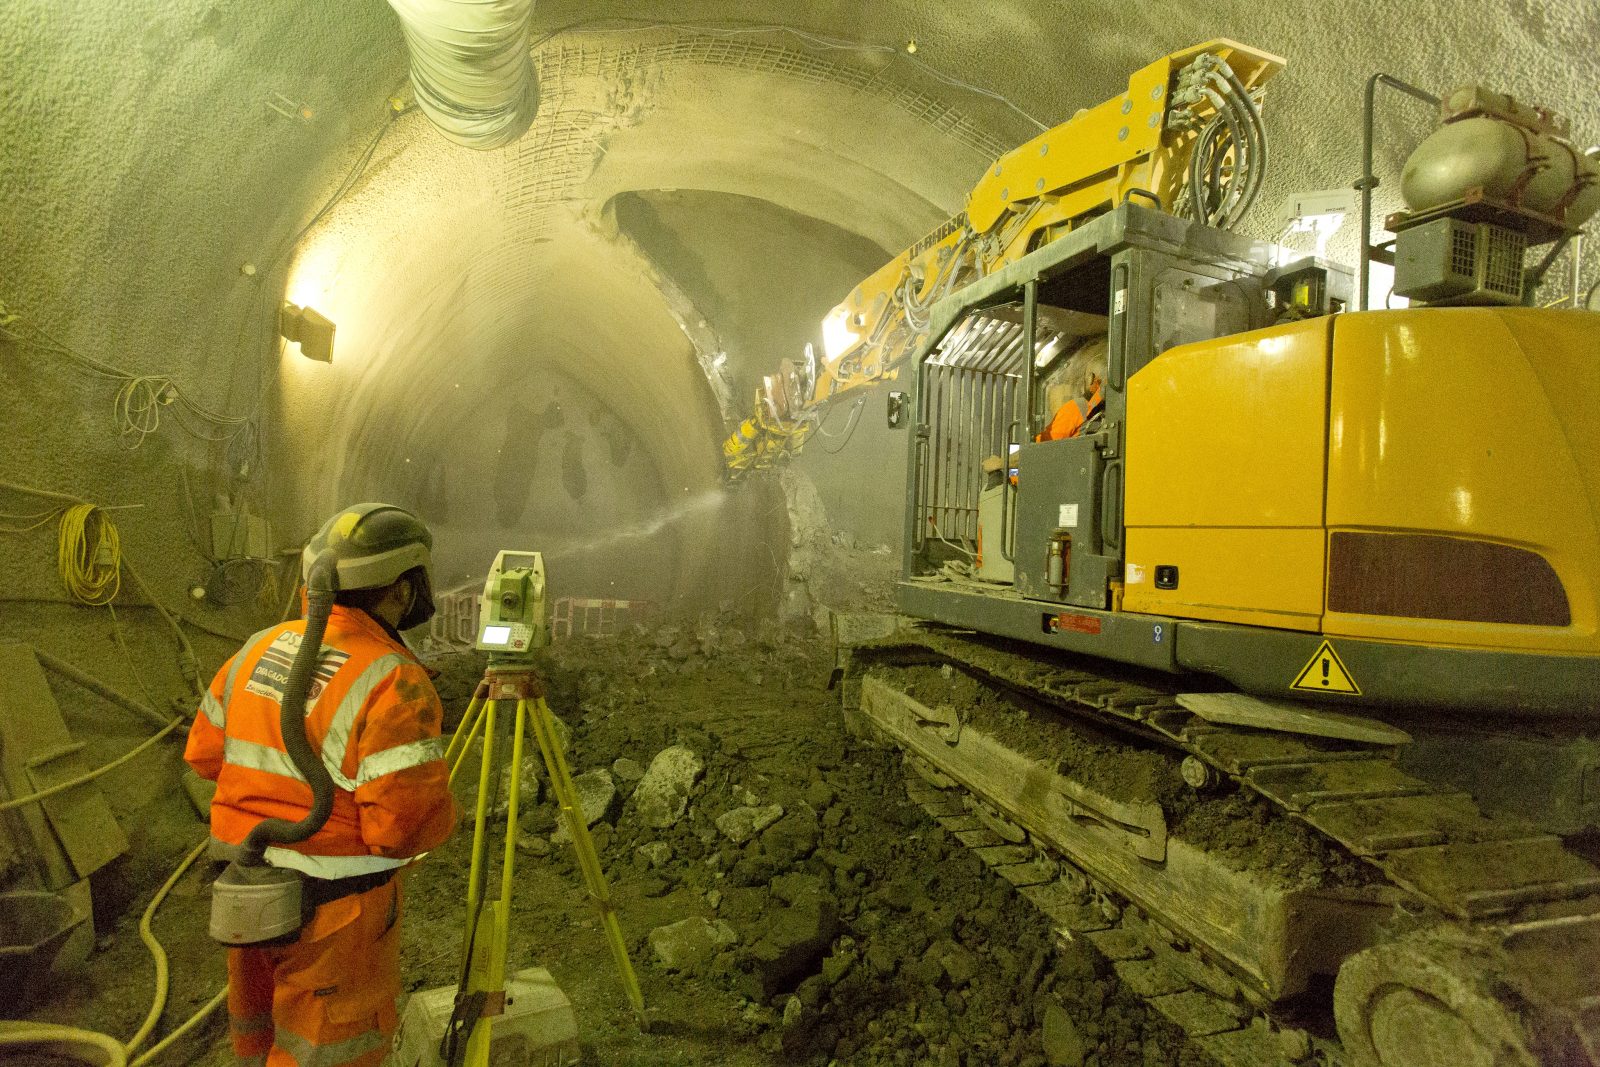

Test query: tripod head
[473,550,549,666]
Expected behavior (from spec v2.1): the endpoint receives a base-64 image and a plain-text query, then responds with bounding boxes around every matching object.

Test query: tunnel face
[258,37,990,613]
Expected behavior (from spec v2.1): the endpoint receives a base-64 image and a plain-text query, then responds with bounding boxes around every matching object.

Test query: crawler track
[843,628,1600,1067]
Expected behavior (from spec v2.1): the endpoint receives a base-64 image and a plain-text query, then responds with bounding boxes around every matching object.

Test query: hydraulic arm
[722,39,1282,476]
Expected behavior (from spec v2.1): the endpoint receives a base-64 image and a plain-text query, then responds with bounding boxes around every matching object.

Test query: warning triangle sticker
[1290,640,1362,695]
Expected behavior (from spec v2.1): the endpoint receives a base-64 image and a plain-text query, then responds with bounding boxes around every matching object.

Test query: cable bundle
[1177,56,1269,229]
[57,502,122,605]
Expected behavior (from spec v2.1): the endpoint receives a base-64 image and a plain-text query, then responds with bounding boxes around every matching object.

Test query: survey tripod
[437,657,645,1066]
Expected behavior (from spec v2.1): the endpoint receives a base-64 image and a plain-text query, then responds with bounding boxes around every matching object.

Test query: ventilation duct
[387,0,538,150]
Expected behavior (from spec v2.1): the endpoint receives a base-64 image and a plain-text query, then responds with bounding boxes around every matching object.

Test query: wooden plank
[936,814,983,833]
[1301,792,1531,856]
[1199,1022,1298,1066]
[1246,760,1431,812]
[1053,774,1166,861]
[861,676,1362,1001]
[0,644,127,887]
[1177,691,1412,745]
[30,751,129,878]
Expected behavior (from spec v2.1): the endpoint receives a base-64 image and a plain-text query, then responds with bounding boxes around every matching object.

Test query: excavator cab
[903,203,1330,646]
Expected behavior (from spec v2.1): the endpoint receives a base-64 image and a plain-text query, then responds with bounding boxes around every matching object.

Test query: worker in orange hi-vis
[1038,340,1108,443]
[185,503,459,1067]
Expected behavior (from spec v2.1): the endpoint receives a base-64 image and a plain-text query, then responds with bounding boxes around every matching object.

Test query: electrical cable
[0,480,202,697]
[34,647,175,730]
[0,317,252,449]
[126,838,210,1055]
[818,397,868,454]
[57,503,122,605]
[127,990,227,1067]
[0,718,183,813]
[108,601,165,710]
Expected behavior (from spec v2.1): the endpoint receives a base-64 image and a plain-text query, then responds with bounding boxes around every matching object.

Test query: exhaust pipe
[387,0,538,150]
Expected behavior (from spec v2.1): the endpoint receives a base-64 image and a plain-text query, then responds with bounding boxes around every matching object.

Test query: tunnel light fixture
[279,303,336,363]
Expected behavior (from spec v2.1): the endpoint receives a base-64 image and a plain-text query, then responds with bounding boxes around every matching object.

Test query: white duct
[387,0,538,150]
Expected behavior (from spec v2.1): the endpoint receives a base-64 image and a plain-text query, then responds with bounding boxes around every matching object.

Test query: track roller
[1333,925,1565,1067]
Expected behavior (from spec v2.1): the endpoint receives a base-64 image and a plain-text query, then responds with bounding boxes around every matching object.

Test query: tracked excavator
[728,40,1600,1067]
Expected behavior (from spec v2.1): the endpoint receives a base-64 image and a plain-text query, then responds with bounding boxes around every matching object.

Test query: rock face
[632,746,704,828]
[611,756,644,782]
[648,916,738,974]
[715,803,785,844]
[551,768,617,844]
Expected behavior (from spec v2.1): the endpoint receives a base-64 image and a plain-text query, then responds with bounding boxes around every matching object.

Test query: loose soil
[12,619,1219,1066]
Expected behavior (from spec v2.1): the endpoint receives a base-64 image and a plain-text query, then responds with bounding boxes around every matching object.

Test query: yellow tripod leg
[526,696,646,1019]
[461,700,496,968]
[457,698,527,1067]
[443,685,487,777]
[447,695,489,790]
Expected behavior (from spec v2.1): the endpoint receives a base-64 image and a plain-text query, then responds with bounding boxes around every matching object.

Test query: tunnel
[3,4,1600,1065]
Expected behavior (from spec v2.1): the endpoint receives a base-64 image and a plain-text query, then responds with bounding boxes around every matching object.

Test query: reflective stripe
[200,691,226,728]
[224,736,303,782]
[274,1024,385,1067]
[230,1011,272,1035]
[263,847,407,879]
[356,737,444,787]
[224,626,279,708]
[318,653,409,790]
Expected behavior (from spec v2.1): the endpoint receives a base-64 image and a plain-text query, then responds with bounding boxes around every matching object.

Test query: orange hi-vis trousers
[227,877,403,1067]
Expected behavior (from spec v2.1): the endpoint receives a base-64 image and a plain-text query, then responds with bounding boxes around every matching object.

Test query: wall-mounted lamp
[280,303,335,362]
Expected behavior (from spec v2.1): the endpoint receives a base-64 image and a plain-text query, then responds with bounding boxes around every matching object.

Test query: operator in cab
[1038,338,1108,442]
[185,503,459,1067]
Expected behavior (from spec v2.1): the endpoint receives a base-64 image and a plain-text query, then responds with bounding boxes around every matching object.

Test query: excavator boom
[722,39,1284,476]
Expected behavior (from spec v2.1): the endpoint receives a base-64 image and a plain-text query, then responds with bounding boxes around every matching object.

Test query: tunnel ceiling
[3,0,1597,612]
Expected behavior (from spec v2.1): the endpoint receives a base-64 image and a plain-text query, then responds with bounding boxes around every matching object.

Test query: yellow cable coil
[57,502,121,605]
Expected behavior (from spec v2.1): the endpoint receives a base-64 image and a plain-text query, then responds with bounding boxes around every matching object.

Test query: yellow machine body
[1124,308,1600,658]
[723,40,1284,475]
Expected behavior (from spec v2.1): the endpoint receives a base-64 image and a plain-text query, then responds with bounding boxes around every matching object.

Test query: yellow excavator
[733,40,1600,1067]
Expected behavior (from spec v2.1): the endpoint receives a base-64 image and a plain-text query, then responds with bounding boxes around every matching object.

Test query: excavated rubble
[427,618,1213,1065]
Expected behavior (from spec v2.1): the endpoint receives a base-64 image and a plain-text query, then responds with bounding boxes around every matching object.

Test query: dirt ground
[11,620,1215,1067]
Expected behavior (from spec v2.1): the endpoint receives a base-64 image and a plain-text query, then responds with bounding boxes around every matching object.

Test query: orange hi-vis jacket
[185,604,457,878]
[1039,385,1105,443]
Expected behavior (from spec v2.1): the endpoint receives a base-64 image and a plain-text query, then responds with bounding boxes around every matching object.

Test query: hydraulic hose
[0,837,225,1066]
[238,551,339,865]
[1218,63,1268,217]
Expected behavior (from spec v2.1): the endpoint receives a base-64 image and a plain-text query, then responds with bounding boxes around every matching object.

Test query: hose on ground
[0,837,226,1065]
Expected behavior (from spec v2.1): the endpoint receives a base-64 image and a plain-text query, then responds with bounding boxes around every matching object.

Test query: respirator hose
[238,552,340,866]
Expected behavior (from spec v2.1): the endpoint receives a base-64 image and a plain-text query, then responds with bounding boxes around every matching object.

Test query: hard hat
[302,503,433,591]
